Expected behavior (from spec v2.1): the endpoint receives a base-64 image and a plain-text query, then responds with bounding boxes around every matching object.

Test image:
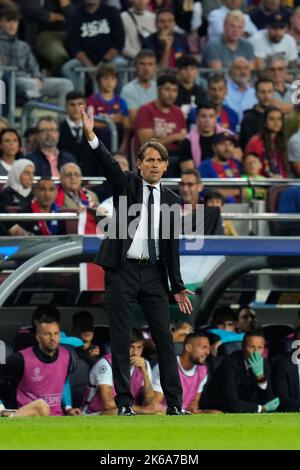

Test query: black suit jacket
[93,140,185,294]
[58,121,104,177]
[272,353,300,412]
[200,350,274,413]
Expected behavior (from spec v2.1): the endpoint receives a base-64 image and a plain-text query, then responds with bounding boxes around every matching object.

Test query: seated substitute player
[151,332,211,414]
[0,398,50,418]
[82,329,158,415]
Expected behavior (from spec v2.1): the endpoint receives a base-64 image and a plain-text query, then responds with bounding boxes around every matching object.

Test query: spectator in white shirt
[287,7,300,66]
[207,0,257,40]
[121,0,156,60]
[250,12,298,69]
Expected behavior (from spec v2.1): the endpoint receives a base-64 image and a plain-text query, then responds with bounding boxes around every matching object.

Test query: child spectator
[241,153,266,202]
[86,64,131,155]
[204,190,238,236]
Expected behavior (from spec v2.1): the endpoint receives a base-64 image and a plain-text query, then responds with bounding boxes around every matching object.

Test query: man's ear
[136,159,142,170]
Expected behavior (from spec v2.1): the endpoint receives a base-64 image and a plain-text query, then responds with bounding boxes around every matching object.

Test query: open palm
[174,289,194,315]
[80,106,95,140]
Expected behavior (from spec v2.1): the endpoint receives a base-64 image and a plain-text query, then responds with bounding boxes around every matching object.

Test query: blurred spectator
[86,64,130,155]
[240,78,275,150]
[200,331,278,413]
[121,0,156,60]
[200,133,241,203]
[82,328,155,415]
[173,0,202,34]
[211,306,237,331]
[121,50,157,125]
[207,74,239,133]
[175,55,206,118]
[236,306,257,333]
[5,316,81,416]
[152,332,210,413]
[27,116,76,178]
[23,128,39,155]
[0,159,35,236]
[0,128,22,175]
[145,8,189,69]
[0,116,8,130]
[204,190,238,235]
[134,74,186,175]
[250,0,291,30]
[264,55,294,114]
[58,91,103,177]
[179,169,224,235]
[8,178,64,237]
[171,322,194,343]
[224,57,257,123]
[250,13,297,69]
[62,0,125,89]
[0,6,73,107]
[272,326,300,412]
[245,107,288,178]
[288,127,300,177]
[56,162,99,211]
[179,102,231,172]
[288,7,300,65]
[147,0,173,12]
[72,311,100,366]
[18,0,78,74]
[203,11,255,69]
[278,186,300,235]
[241,153,266,202]
[207,0,257,40]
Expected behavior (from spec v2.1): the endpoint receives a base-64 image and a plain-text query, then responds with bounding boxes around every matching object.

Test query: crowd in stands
[1,304,300,416]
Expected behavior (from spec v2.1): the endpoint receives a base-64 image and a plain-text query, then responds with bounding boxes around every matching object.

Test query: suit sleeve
[91,140,129,193]
[272,359,300,412]
[167,195,185,294]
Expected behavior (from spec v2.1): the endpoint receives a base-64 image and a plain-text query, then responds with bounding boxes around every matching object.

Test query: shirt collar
[228,78,250,92]
[66,116,82,129]
[142,178,160,190]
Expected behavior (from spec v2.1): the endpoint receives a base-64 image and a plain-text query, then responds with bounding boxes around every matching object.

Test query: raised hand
[80,105,95,141]
[174,289,195,315]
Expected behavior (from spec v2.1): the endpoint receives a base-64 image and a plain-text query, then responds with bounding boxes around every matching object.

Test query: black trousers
[105,261,183,408]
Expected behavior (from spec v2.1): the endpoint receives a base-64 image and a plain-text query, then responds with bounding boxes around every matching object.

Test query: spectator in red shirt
[134,74,187,176]
[245,106,288,178]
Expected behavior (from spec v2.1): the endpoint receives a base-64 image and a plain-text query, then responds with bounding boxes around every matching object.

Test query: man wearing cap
[250,12,298,69]
[199,132,241,203]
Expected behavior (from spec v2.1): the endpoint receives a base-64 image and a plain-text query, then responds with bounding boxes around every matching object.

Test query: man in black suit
[81,106,194,416]
[58,91,104,177]
[272,327,300,412]
[200,331,280,413]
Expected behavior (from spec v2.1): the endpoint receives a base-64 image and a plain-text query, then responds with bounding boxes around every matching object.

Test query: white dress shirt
[66,117,83,141]
[89,135,161,260]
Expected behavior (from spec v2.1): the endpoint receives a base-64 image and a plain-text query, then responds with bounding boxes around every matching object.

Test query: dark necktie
[73,126,81,143]
[147,185,157,264]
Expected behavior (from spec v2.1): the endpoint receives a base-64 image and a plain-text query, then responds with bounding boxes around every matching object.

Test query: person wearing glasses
[25,116,76,178]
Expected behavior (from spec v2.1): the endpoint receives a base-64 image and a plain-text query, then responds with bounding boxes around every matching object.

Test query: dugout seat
[266,185,287,235]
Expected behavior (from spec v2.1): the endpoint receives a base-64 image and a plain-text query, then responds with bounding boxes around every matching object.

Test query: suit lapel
[291,360,300,399]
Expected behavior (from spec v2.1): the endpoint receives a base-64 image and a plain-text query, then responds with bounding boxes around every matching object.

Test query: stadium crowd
[0,0,300,417]
[1,305,300,416]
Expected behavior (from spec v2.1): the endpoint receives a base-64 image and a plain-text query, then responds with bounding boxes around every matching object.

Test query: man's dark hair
[176,55,199,70]
[197,101,217,114]
[181,168,201,183]
[156,8,174,19]
[184,331,209,347]
[23,127,38,139]
[72,310,95,333]
[204,190,224,205]
[32,305,61,328]
[211,305,237,326]
[137,138,169,162]
[254,78,274,92]
[131,328,144,344]
[34,315,60,332]
[36,177,56,189]
[135,49,156,64]
[65,90,86,102]
[0,5,21,21]
[157,74,179,88]
[242,330,265,346]
[207,73,227,87]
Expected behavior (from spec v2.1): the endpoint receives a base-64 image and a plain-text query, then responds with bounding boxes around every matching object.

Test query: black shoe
[166,406,191,416]
[118,406,136,416]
